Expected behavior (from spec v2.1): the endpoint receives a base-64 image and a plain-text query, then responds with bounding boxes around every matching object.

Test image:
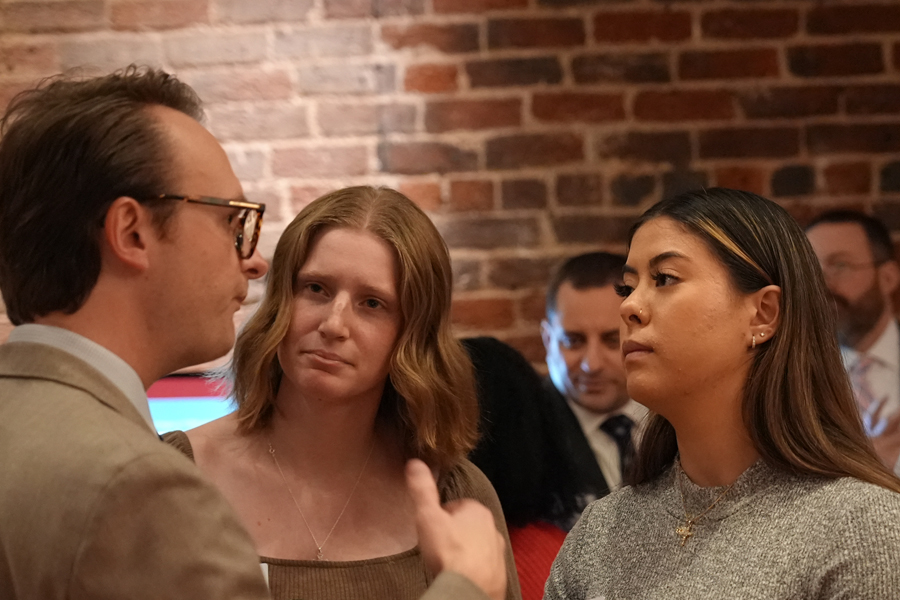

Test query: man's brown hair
[0,65,203,324]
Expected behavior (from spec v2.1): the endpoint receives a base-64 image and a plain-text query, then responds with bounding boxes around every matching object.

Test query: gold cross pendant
[676,522,694,546]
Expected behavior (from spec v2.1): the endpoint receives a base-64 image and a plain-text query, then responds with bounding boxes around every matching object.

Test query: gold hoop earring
[751,334,756,349]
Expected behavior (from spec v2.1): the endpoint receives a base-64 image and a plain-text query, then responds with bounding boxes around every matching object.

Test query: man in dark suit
[806,210,900,476]
[0,67,506,600]
[540,252,646,529]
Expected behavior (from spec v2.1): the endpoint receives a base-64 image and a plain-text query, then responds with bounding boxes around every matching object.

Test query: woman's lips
[622,340,652,360]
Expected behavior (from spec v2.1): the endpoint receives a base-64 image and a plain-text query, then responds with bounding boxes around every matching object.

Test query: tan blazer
[0,342,269,600]
[0,342,491,600]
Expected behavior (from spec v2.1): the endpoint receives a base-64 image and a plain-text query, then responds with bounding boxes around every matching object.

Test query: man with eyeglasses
[806,210,900,475]
[0,67,507,600]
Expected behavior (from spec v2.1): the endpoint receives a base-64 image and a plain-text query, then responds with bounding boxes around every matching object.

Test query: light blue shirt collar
[8,324,154,430]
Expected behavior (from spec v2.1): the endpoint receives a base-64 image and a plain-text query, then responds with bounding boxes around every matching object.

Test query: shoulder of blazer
[0,341,153,434]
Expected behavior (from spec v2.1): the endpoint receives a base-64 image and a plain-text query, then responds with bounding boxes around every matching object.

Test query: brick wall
[1,0,899,365]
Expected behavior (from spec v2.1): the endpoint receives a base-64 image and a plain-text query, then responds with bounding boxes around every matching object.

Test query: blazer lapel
[0,342,155,435]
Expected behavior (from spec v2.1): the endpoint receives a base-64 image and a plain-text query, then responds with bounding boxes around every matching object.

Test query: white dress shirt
[842,319,900,475]
[566,398,648,491]
[8,323,154,430]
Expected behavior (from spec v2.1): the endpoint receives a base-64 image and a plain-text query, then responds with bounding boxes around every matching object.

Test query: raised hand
[406,459,507,600]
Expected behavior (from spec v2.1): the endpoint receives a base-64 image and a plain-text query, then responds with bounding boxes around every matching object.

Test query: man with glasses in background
[806,210,900,475]
[0,67,506,600]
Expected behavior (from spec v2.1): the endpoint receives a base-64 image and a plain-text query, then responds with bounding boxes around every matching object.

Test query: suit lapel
[0,341,155,434]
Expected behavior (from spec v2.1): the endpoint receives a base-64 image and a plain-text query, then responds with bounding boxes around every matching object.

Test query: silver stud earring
[639,309,643,315]
[751,334,756,349]
[760,332,765,338]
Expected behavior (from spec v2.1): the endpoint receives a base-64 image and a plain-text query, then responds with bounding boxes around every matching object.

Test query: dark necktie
[600,414,635,482]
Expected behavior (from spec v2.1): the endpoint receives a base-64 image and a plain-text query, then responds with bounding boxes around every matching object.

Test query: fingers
[406,458,441,516]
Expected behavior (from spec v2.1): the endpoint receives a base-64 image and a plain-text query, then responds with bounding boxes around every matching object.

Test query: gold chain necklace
[675,465,735,547]
[267,437,375,560]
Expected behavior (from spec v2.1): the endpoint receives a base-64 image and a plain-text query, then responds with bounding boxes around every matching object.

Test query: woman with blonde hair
[165,186,520,600]
[546,188,900,599]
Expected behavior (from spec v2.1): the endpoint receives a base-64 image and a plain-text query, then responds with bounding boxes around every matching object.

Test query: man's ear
[877,260,900,297]
[102,197,156,272]
[540,319,554,353]
[749,284,781,344]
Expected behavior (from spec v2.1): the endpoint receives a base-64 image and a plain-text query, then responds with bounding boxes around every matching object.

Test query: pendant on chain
[675,520,694,546]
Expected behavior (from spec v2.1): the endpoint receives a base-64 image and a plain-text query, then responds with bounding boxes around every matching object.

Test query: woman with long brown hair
[164,186,520,600]
[546,188,900,598]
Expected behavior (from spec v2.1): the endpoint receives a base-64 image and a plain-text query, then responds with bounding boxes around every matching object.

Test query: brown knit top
[163,430,522,600]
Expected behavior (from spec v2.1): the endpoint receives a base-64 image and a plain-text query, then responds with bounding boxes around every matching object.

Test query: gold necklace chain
[675,465,735,547]
[267,437,375,561]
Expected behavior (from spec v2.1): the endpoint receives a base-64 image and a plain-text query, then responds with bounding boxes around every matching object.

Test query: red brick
[181,68,292,103]
[808,4,900,34]
[0,43,57,76]
[680,48,779,80]
[274,26,372,59]
[895,43,900,71]
[594,10,691,43]
[164,32,266,67]
[715,166,767,196]
[611,174,655,207]
[808,124,900,155]
[699,127,799,159]
[845,85,900,116]
[112,0,208,30]
[789,44,883,78]
[486,133,583,170]
[702,9,798,39]
[0,81,34,113]
[398,181,442,212]
[519,289,548,324]
[449,180,494,212]
[319,103,416,136]
[597,131,691,165]
[290,185,334,215]
[296,63,394,95]
[452,297,515,330]
[216,0,313,23]
[532,92,624,123]
[552,215,633,245]
[434,0,525,14]
[488,18,585,49]
[452,259,482,292]
[379,142,477,175]
[0,2,104,33]
[324,0,424,18]
[501,180,546,209]
[273,145,368,178]
[404,64,457,93]
[557,174,603,206]
[225,148,266,181]
[382,23,479,53]
[467,57,562,88]
[633,90,734,122]
[488,259,556,290]
[441,215,540,249]
[208,104,309,141]
[739,86,839,119]
[572,53,669,84]
[823,162,871,196]
[426,98,521,133]
[60,38,161,72]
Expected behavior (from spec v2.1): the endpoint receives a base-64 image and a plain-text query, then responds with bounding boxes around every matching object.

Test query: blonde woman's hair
[628,187,900,494]
[231,186,479,471]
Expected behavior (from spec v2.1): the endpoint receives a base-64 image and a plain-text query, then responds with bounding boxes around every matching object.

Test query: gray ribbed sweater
[545,460,900,599]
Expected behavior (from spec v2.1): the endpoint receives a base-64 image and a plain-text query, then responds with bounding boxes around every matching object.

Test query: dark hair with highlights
[0,65,203,324]
[628,187,900,494]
